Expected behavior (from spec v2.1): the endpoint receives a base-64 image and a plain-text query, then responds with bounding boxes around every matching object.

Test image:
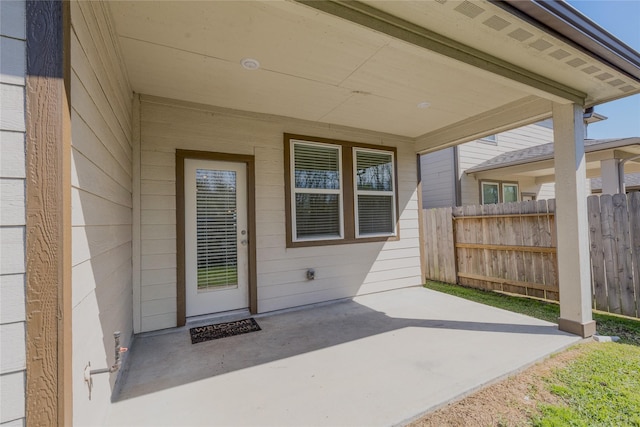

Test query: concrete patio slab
[106,287,581,426]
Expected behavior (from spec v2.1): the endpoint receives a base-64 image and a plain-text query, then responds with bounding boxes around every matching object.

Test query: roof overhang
[467,138,640,183]
[105,0,640,149]
[494,0,640,85]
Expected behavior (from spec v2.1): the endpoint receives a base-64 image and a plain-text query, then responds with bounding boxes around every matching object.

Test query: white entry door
[184,159,249,317]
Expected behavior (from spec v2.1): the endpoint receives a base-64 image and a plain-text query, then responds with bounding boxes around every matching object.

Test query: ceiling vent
[566,58,587,68]
[508,28,534,42]
[529,39,553,51]
[595,72,614,81]
[454,1,484,19]
[549,49,570,60]
[483,15,510,31]
[582,66,600,74]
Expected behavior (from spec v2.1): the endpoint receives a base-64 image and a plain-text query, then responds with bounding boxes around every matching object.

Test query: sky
[565,0,640,139]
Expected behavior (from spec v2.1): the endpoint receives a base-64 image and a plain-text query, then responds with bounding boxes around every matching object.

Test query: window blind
[196,169,238,290]
[354,149,395,236]
[292,141,342,240]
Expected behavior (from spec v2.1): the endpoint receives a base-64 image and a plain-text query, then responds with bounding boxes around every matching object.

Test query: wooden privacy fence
[587,192,640,318]
[423,195,640,318]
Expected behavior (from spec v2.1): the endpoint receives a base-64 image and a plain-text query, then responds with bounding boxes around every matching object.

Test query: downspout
[618,154,640,193]
[453,146,462,207]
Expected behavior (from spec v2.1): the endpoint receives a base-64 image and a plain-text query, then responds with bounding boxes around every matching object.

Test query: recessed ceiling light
[241,58,260,70]
[417,101,431,109]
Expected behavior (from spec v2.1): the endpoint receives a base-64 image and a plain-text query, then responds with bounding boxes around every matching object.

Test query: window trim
[502,182,520,203]
[353,147,397,238]
[284,134,399,248]
[479,179,520,204]
[480,181,500,204]
[479,134,497,145]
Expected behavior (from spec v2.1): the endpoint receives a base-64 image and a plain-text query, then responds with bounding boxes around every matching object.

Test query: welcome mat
[190,318,261,344]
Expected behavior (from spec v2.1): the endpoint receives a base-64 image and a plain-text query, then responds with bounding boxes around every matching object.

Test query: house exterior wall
[137,95,422,332]
[1,1,27,425]
[458,123,555,205]
[420,123,556,209]
[70,1,133,424]
[419,147,456,209]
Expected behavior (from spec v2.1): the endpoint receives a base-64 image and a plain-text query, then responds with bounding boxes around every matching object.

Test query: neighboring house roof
[466,137,640,174]
[591,172,640,191]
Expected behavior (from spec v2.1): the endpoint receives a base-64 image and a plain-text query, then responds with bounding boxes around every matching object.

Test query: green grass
[424,281,640,346]
[534,343,640,427]
[424,281,640,425]
[197,265,238,288]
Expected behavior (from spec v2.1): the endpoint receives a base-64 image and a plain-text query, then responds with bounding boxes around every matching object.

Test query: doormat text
[190,318,261,344]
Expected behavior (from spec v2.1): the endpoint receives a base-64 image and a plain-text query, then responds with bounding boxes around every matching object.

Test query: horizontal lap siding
[1,1,26,424]
[420,147,456,208]
[70,1,132,425]
[139,96,421,330]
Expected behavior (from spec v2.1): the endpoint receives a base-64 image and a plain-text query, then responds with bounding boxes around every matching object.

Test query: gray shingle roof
[466,137,640,174]
[591,172,640,190]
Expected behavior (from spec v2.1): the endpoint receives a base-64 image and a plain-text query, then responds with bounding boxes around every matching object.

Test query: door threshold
[186,309,251,328]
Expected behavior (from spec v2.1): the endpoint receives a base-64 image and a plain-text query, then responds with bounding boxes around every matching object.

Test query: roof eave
[491,0,640,84]
[466,138,640,174]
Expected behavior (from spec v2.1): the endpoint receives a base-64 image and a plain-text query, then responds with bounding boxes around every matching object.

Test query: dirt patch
[409,344,590,427]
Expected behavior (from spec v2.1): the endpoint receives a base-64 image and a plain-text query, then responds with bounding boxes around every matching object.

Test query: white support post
[553,102,596,338]
[600,158,621,195]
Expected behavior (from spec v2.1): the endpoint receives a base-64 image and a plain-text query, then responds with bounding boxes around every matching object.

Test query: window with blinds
[291,141,343,241]
[284,134,398,247]
[354,149,395,237]
[195,169,238,290]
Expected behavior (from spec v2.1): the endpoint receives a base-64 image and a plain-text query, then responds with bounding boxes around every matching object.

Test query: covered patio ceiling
[107,0,640,147]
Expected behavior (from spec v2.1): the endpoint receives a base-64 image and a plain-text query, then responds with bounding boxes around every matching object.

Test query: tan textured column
[553,102,595,338]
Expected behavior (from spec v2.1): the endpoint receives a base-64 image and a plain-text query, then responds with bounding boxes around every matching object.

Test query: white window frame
[502,183,520,203]
[481,181,500,204]
[479,134,497,144]
[353,147,397,238]
[290,139,344,242]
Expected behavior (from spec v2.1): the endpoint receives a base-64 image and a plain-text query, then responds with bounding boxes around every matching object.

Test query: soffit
[108,1,636,137]
[108,0,540,138]
[368,0,640,106]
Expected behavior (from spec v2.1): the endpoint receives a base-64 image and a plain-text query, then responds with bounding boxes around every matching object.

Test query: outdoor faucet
[83,331,128,399]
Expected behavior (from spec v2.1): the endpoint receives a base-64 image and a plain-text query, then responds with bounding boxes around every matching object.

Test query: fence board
[613,194,635,317]
[600,195,621,314]
[423,206,456,284]
[587,195,608,311]
[501,202,518,294]
[440,207,455,283]
[520,201,536,296]
[629,192,640,317]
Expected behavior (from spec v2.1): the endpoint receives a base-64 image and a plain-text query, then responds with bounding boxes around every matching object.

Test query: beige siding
[0,0,26,424]
[420,147,456,208]
[70,1,133,425]
[459,123,554,205]
[537,183,556,200]
[138,96,422,332]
